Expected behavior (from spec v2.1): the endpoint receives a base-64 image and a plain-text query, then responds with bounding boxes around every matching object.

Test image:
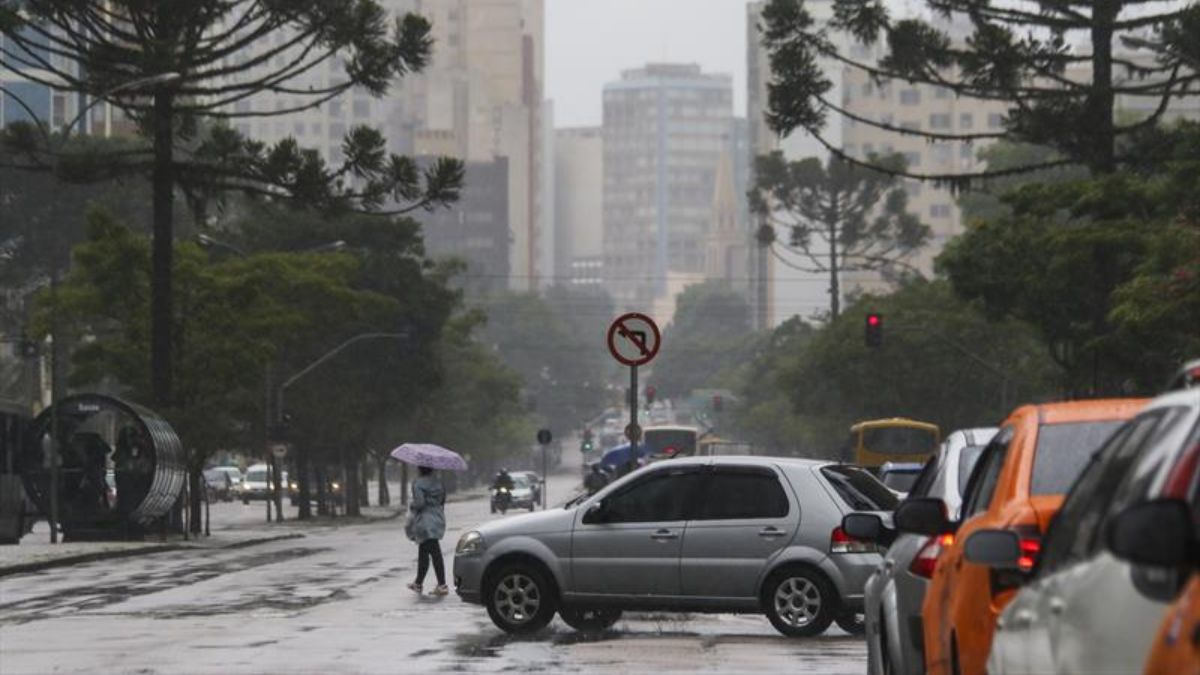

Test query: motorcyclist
[492,469,515,491]
[584,463,608,496]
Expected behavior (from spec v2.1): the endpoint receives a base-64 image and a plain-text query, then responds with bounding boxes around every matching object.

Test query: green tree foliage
[750,152,929,317]
[475,291,609,435]
[957,142,1088,224]
[760,0,1200,180]
[726,317,816,455]
[650,281,756,400]
[940,124,1200,394]
[760,280,1056,458]
[35,209,393,525]
[0,1,464,405]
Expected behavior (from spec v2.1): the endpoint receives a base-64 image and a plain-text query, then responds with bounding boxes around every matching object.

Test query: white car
[240,463,287,503]
[969,386,1200,675]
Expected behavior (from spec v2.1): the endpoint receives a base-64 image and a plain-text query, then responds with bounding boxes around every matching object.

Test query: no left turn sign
[607,312,661,367]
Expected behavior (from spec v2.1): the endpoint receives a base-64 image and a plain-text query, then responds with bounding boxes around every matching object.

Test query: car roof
[1006,398,1150,425]
[1143,384,1200,410]
[664,455,830,470]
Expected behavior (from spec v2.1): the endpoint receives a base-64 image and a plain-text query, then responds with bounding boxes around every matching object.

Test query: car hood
[477,507,575,539]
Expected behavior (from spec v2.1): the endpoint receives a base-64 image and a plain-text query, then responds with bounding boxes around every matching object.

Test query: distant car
[849,427,997,675]
[240,463,287,503]
[454,457,895,637]
[509,471,542,506]
[287,472,344,507]
[203,468,234,502]
[210,466,244,491]
[977,386,1199,675]
[503,472,538,512]
[878,462,924,495]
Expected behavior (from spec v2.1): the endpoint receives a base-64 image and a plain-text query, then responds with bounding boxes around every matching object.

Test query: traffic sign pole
[629,364,638,473]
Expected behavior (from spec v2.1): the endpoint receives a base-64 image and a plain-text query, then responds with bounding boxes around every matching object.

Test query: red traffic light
[645,385,657,404]
[865,313,884,347]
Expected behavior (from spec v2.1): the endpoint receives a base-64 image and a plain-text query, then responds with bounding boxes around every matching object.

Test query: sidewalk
[0,503,406,578]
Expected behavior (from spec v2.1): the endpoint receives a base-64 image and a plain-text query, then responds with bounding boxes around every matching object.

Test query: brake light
[830,526,879,554]
[1017,537,1041,572]
[991,526,1042,592]
[909,533,954,578]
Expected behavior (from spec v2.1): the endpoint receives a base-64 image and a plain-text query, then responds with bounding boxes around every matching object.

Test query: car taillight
[830,526,879,554]
[909,533,953,578]
[991,525,1042,592]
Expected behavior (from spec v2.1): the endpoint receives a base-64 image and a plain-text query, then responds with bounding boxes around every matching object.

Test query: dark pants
[416,539,445,585]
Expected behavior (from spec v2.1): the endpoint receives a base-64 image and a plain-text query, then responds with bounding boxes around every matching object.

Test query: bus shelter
[18,394,185,540]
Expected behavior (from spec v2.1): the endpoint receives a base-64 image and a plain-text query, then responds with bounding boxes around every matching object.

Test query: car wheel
[558,607,622,632]
[528,504,536,512]
[763,567,836,637]
[836,610,866,635]
[485,563,557,634]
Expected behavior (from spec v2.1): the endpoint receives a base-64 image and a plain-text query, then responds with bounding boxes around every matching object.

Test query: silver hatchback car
[453,456,896,636]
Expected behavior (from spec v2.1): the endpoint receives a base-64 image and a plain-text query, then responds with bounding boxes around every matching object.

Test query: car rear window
[1030,421,1125,495]
[957,445,987,494]
[822,465,899,511]
[882,471,919,492]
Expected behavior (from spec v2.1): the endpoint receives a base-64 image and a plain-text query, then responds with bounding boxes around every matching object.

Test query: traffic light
[865,312,884,348]
[712,395,723,412]
[645,385,656,405]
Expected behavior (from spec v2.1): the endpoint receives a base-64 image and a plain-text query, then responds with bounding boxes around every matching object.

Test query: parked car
[846,427,997,675]
[203,468,235,502]
[878,462,924,496]
[895,399,1147,675]
[972,386,1199,675]
[240,463,287,503]
[453,457,896,636]
[210,466,244,491]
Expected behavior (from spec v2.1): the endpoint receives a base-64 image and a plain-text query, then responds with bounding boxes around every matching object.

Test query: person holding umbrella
[407,466,448,595]
[390,443,468,597]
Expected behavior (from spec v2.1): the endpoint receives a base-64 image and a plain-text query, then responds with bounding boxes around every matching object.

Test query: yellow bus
[845,418,941,469]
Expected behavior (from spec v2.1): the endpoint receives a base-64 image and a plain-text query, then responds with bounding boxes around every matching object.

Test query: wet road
[0,467,867,674]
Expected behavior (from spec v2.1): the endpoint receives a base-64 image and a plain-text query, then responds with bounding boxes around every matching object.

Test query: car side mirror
[1107,498,1197,568]
[582,501,606,524]
[964,529,1022,568]
[842,513,885,543]
[894,497,953,536]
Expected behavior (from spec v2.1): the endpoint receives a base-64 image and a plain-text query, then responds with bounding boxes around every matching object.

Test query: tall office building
[601,63,735,313]
[554,127,604,288]
[229,0,546,292]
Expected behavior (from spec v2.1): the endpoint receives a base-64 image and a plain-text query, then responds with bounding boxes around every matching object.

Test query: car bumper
[453,553,486,605]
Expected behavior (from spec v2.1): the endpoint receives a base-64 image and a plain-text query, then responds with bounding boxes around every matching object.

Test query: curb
[0,531,307,578]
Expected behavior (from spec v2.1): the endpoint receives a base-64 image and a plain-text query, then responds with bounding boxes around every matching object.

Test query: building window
[988,113,1004,128]
[329,122,345,139]
[901,120,920,131]
[934,86,951,99]
[930,204,952,218]
[899,89,920,105]
[931,143,952,163]
[959,113,974,129]
[353,99,370,117]
[903,152,922,167]
[329,99,344,118]
[293,122,305,136]
[929,113,951,129]
[961,143,975,160]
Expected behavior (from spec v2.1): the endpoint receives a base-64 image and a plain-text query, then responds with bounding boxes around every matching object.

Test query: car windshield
[957,445,987,494]
[821,465,900,511]
[1030,421,1126,495]
[245,469,268,483]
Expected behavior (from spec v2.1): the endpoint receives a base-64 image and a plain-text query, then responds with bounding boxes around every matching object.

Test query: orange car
[894,399,1147,675]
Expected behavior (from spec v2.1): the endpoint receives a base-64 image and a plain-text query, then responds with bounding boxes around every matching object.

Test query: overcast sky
[546,0,752,128]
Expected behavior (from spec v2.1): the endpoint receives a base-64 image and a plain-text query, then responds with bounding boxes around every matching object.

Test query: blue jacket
[409,475,446,542]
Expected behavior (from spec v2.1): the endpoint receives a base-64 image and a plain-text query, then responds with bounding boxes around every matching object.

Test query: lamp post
[3,72,181,544]
[277,332,409,519]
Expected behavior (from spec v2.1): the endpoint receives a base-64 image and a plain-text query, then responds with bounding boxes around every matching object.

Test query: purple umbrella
[389,443,468,471]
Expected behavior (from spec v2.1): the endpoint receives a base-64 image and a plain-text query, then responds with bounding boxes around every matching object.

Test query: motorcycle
[490,486,512,514]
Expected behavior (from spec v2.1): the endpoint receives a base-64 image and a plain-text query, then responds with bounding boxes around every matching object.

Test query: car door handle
[650,529,678,541]
[1048,597,1065,615]
[758,527,786,539]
